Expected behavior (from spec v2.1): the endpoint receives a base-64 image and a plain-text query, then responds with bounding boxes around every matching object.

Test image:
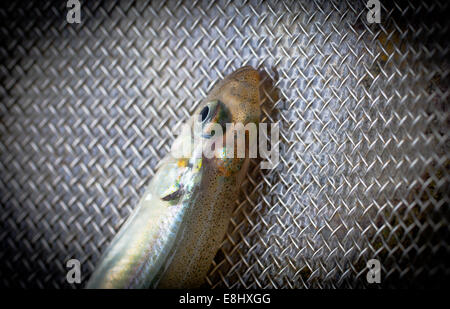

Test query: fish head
[192,66,262,178]
[168,66,262,192]
[196,66,261,131]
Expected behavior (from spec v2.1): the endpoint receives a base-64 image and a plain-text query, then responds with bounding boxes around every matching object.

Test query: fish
[86,66,262,288]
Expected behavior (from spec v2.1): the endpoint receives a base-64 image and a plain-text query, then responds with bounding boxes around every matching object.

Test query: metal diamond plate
[0,0,448,288]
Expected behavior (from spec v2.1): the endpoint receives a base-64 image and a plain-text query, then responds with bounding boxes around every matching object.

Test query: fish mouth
[227,66,261,89]
[233,65,256,73]
[229,65,259,77]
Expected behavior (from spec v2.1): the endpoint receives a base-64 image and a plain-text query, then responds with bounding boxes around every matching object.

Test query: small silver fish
[86,66,262,288]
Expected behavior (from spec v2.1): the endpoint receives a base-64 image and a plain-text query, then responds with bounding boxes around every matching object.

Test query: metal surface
[0,0,448,288]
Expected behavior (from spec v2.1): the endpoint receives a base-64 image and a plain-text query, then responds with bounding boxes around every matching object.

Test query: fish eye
[200,106,209,122]
[197,100,231,138]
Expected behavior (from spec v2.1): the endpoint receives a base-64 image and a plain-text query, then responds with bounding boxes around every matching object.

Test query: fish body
[87,66,261,288]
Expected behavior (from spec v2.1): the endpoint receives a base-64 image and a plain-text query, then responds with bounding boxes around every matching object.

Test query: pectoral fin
[161,186,184,202]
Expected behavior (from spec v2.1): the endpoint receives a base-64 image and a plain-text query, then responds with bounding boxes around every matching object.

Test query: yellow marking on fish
[177,159,188,168]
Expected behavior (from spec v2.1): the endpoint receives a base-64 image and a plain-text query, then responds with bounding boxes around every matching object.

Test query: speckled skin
[86,66,261,289]
[158,66,261,288]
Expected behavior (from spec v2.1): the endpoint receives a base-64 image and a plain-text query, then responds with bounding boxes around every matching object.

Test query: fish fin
[161,186,184,202]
